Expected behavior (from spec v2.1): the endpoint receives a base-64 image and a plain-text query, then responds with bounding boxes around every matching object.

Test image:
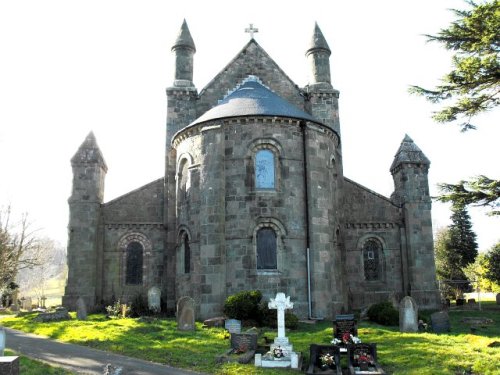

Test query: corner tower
[63,132,107,311]
[390,135,439,308]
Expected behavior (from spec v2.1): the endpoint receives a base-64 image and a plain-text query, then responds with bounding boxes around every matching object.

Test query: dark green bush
[367,301,398,326]
[223,290,263,321]
[260,307,299,329]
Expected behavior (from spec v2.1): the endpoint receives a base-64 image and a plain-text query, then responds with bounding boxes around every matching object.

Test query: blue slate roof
[190,77,319,126]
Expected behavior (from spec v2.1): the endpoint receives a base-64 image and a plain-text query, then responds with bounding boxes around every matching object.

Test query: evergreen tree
[449,203,479,268]
[484,241,500,284]
[411,0,500,215]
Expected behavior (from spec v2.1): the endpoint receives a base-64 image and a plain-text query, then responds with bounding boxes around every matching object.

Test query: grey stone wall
[343,179,405,309]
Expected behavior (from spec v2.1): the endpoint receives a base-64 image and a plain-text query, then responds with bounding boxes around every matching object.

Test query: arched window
[255,149,275,189]
[257,227,277,269]
[363,238,382,281]
[183,234,191,274]
[178,159,190,202]
[126,241,143,285]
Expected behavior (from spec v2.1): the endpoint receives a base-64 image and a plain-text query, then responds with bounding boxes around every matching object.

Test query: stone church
[63,21,440,319]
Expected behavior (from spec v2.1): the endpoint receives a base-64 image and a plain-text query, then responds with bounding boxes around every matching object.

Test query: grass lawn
[1,303,499,374]
[3,349,75,375]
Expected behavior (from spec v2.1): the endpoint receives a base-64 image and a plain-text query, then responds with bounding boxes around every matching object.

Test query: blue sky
[0,0,498,251]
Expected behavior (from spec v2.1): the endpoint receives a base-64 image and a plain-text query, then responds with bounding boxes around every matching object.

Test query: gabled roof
[190,76,318,126]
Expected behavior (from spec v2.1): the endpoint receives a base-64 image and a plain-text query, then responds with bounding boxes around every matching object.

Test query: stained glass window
[255,150,275,189]
[257,228,277,269]
[363,239,381,281]
[126,241,143,285]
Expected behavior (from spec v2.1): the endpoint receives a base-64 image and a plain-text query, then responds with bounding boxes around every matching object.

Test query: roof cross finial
[245,23,259,39]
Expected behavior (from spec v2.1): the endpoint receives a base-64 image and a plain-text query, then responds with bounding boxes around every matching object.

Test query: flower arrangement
[272,346,285,358]
[331,333,361,345]
[319,352,336,367]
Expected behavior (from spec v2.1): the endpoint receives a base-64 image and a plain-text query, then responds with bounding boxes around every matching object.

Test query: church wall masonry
[63,21,440,318]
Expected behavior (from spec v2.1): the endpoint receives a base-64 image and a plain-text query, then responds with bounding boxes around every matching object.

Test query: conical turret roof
[306,22,331,56]
[71,131,107,170]
[189,76,319,127]
[390,134,430,172]
[172,19,196,52]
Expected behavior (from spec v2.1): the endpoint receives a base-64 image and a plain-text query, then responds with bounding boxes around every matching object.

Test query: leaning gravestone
[399,296,418,332]
[177,296,195,331]
[76,297,87,320]
[148,286,161,313]
[431,311,450,333]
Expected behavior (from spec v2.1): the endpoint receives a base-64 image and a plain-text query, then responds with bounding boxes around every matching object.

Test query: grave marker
[148,286,161,313]
[177,296,195,331]
[76,297,87,320]
[431,311,450,333]
[399,296,418,332]
[224,319,242,334]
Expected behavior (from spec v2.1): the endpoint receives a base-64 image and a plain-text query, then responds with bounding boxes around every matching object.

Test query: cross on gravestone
[245,23,259,39]
[268,292,293,343]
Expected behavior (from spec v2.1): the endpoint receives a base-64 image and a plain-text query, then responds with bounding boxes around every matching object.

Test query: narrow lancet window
[257,228,277,269]
[126,241,143,285]
[363,239,381,281]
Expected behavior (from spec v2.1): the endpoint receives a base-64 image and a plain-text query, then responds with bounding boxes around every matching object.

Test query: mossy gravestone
[431,311,450,333]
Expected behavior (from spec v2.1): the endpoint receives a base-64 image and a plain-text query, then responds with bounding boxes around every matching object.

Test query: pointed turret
[71,131,107,170]
[305,22,332,85]
[390,134,439,309]
[390,134,430,173]
[171,20,196,86]
[63,131,107,312]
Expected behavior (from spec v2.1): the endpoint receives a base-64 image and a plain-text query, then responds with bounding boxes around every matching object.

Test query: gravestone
[431,311,450,333]
[255,292,300,369]
[177,296,195,331]
[496,293,500,305]
[148,286,161,313]
[230,332,258,352]
[225,319,242,334]
[0,356,20,375]
[333,314,358,350]
[76,297,87,320]
[306,344,342,375]
[399,296,418,333]
[347,343,385,374]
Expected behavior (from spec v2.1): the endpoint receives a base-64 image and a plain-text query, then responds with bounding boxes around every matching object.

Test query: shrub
[367,301,398,326]
[260,307,299,329]
[130,294,149,317]
[106,300,130,319]
[223,290,262,321]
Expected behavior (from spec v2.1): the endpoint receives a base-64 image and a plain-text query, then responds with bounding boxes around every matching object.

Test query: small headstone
[431,311,450,333]
[254,353,262,366]
[230,333,258,352]
[76,297,87,320]
[22,297,32,311]
[0,356,20,375]
[333,314,358,347]
[147,286,161,313]
[177,296,195,331]
[347,343,385,374]
[467,298,476,305]
[496,293,500,305]
[225,319,242,334]
[399,296,418,333]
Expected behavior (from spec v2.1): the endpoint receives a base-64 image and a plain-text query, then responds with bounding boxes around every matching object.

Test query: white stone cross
[268,292,293,341]
[245,24,259,39]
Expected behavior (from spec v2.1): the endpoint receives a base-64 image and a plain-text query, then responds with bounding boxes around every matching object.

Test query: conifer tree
[411,0,500,215]
[449,203,479,268]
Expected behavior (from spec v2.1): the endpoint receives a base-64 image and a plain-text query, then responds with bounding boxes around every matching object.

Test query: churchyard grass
[4,349,75,374]
[1,304,499,374]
